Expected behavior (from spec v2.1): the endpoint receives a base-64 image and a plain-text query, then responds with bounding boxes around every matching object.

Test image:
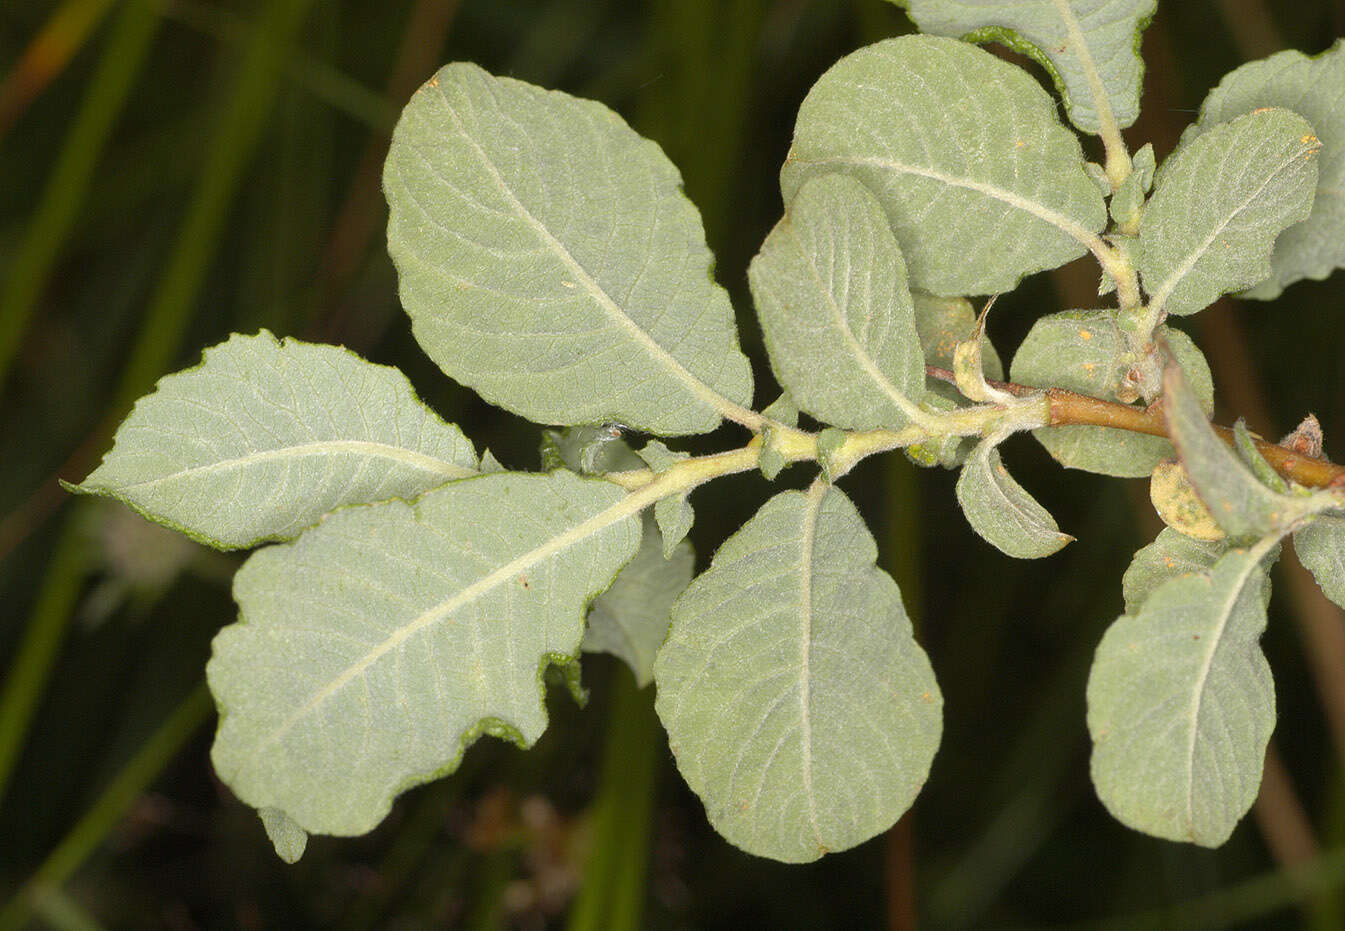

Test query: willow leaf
[956,439,1072,558]
[781,35,1106,296]
[749,174,925,430]
[1088,543,1278,846]
[1163,358,1307,542]
[655,482,941,863]
[895,0,1156,135]
[68,332,478,550]
[1294,516,1345,610]
[1185,40,1345,299]
[384,63,753,435]
[208,470,642,837]
[1122,528,1228,614]
[1138,108,1320,316]
[583,515,693,688]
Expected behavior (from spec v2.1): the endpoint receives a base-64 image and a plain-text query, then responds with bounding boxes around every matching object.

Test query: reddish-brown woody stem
[925,365,1345,488]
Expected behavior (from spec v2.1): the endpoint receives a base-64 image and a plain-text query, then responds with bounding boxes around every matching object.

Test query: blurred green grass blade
[0,684,211,931]
[111,0,319,415]
[0,0,163,398]
[0,0,117,138]
[0,0,316,811]
[567,666,659,931]
[167,0,394,132]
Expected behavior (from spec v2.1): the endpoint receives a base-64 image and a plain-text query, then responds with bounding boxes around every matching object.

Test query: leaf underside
[897,0,1157,134]
[955,440,1072,558]
[781,34,1106,296]
[749,174,926,431]
[69,331,478,550]
[1088,545,1277,847]
[583,514,694,687]
[1294,516,1345,610]
[208,470,641,837]
[1122,527,1228,614]
[384,63,753,435]
[654,483,941,863]
[1185,40,1345,299]
[1138,107,1320,316]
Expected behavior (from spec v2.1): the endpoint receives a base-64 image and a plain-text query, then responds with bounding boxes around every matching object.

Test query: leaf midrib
[99,440,475,491]
[1181,537,1275,834]
[1149,131,1318,314]
[779,217,925,427]
[793,154,1101,250]
[231,471,696,779]
[431,79,744,424]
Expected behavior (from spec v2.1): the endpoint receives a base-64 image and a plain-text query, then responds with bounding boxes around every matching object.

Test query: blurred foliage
[2,0,1345,927]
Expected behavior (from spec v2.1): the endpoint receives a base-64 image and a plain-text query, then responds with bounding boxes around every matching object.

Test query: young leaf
[583,515,693,687]
[895,0,1156,135]
[638,440,694,556]
[1232,420,1290,494]
[1184,40,1345,299]
[1010,311,1212,477]
[67,332,478,550]
[208,470,642,837]
[1122,528,1227,614]
[1163,359,1307,543]
[1294,516,1345,610]
[955,437,1072,559]
[384,63,753,435]
[1088,542,1278,847]
[913,292,1004,383]
[1138,108,1320,316]
[654,482,941,863]
[781,35,1106,296]
[748,174,926,431]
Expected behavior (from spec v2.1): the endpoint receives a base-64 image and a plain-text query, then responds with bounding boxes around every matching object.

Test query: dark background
[3,1,1345,927]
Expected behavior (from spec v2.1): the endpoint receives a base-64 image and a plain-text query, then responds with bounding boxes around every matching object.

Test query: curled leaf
[955,438,1072,559]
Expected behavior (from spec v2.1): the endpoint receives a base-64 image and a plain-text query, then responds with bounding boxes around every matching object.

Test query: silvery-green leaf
[654,483,941,863]
[259,807,308,864]
[1088,543,1278,846]
[955,438,1072,558]
[762,392,800,427]
[749,174,925,431]
[1183,40,1345,299]
[1138,108,1320,316]
[208,470,642,837]
[781,35,1106,296]
[1122,528,1228,614]
[384,63,753,435]
[1010,311,1212,477]
[638,440,693,557]
[1232,420,1289,493]
[895,0,1156,134]
[68,332,477,550]
[1163,359,1303,543]
[1294,516,1345,610]
[583,515,693,687]
[1109,162,1145,232]
[1132,143,1156,192]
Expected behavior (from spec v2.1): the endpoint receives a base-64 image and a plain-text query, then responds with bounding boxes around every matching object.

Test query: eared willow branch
[927,366,1345,488]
